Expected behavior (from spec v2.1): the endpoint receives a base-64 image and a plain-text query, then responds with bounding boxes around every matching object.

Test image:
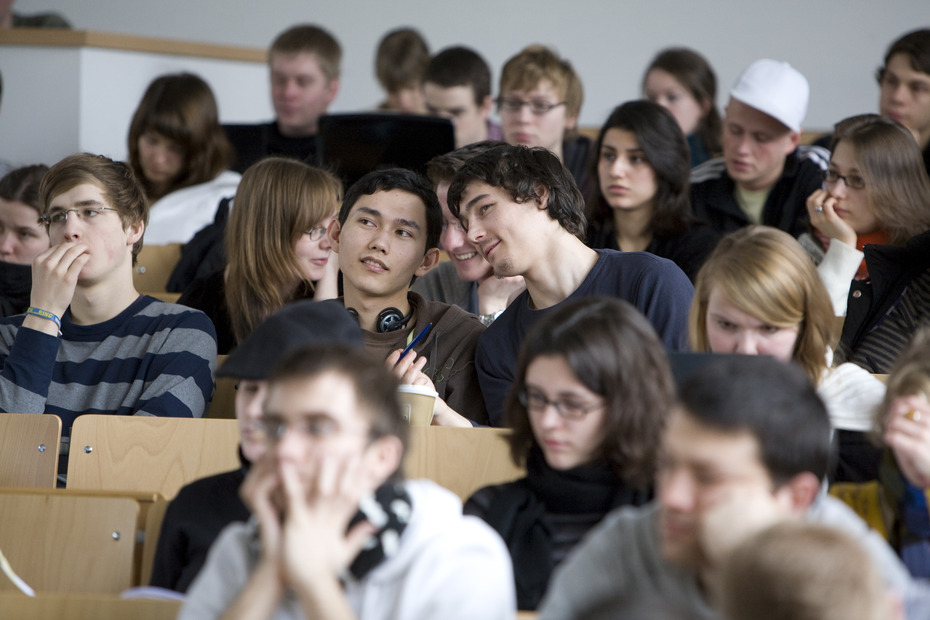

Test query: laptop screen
[317,113,455,187]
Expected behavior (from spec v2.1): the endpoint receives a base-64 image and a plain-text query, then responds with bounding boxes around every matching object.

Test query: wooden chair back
[0,414,61,488]
[147,291,182,304]
[403,427,525,501]
[0,593,182,619]
[0,491,139,593]
[132,244,181,294]
[139,497,171,587]
[66,415,240,499]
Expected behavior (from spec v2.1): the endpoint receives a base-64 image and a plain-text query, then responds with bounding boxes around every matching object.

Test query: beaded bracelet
[26,307,62,335]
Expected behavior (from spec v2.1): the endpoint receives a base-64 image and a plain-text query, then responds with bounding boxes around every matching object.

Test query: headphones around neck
[346,306,412,333]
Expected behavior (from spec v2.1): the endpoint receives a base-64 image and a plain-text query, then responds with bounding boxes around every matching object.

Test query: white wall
[8,1,930,135]
[0,44,272,165]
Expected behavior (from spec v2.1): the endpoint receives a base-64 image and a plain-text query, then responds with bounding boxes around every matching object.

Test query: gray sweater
[538,496,912,620]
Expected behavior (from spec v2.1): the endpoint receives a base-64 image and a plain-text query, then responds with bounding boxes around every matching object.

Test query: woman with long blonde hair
[690,226,886,481]
[179,157,342,353]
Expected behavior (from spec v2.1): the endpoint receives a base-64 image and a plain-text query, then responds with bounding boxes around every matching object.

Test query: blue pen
[396,323,432,364]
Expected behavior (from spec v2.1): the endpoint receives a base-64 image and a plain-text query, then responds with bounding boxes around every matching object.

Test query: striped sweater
[0,295,217,437]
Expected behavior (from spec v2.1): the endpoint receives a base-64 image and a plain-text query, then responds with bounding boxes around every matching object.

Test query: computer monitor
[317,113,455,187]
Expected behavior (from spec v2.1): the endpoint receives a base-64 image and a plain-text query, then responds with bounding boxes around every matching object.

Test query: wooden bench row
[0,414,524,598]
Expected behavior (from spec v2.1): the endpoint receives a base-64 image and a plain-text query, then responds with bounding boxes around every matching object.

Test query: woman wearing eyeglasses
[178,157,341,353]
[803,115,930,316]
[464,297,675,611]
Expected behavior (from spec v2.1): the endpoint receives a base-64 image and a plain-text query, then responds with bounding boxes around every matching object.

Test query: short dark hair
[375,28,429,93]
[589,100,694,238]
[39,153,149,263]
[339,168,442,252]
[269,343,408,473]
[677,355,831,484]
[506,297,676,487]
[880,28,930,79]
[425,140,507,187]
[423,46,492,105]
[447,143,586,238]
[270,24,342,82]
[0,164,50,216]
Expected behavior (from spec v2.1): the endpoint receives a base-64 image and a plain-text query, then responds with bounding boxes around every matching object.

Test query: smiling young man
[690,59,829,238]
[878,29,930,176]
[0,153,216,475]
[179,343,515,620]
[537,356,912,620]
[422,46,504,148]
[224,24,341,173]
[329,168,489,426]
[411,142,525,323]
[447,143,693,426]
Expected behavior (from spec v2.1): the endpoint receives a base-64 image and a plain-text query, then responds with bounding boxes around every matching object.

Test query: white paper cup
[397,384,437,426]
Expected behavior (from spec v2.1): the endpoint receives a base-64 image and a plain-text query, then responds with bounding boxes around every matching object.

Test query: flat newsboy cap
[217,299,363,380]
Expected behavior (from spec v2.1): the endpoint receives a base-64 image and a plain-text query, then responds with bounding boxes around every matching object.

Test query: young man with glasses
[179,342,516,620]
[447,143,693,426]
[690,59,829,238]
[0,153,216,476]
[497,45,594,196]
[152,299,363,593]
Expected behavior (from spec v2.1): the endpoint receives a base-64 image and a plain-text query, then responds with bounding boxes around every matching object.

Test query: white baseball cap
[730,59,809,133]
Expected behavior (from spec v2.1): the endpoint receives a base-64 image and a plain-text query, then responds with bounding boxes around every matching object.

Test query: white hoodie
[179,479,516,620]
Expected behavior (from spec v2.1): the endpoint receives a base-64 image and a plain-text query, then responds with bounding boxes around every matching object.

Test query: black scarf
[344,481,412,581]
[0,260,31,318]
[482,449,644,609]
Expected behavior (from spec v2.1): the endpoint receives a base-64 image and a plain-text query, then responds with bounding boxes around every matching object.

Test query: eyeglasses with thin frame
[39,207,120,227]
[518,386,605,421]
[496,97,567,116]
[823,169,866,190]
[305,225,328,241]
[258,413,372,444]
